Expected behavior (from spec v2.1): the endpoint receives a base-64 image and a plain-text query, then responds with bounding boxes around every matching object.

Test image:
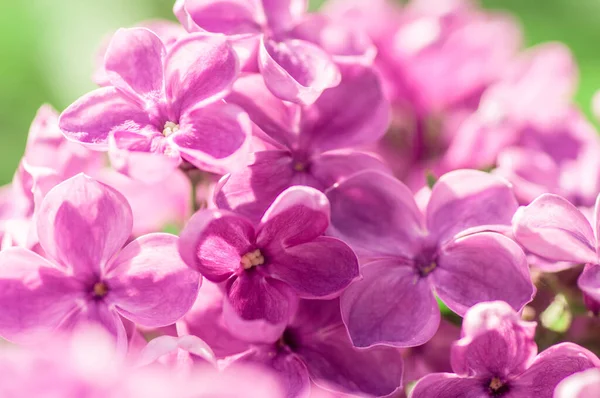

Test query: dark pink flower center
[415,246,439,277]
[487,377,509,396]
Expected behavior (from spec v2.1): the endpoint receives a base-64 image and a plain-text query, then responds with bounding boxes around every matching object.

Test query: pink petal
[513,193,598,264]
[411,373,487,398]
[510,343,600,397]
[298,65,389,152]
[108,130,182,183]
[262,0,307,32]
[59,87,152,150]
[105,233,201,328]
[325,170,426,259]
[104,28,166,102]
[426,170,519,244]
[178,0,262,36]
[227,73,299,148]
[341,259,440,348]
[268,236,359,298]
[309,149,390,189]
[451,301,537,378]
[224,272,298,342]
[433,232,534,316]
[578,264,600,303]
[257,186,330,250]
[178,209,255,282]
[555,368,600,398]
[214,150,296,224]
[173,102,252,174]
[292,299,403,397]
[36,174,133,279]
[96,169,190,237]
[165,33,239,115]
[259,37,340,105]
[0,248,83,344]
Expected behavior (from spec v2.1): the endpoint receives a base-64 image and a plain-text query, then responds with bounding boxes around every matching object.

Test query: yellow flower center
[163,121,180,137]
[240,249,265,270]
[93,282,109,298]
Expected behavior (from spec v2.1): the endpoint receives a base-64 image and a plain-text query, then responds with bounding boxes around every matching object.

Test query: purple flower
[59,28,252,182]
[513,193,600,304]
[555,369,600,398]
[0,174,200,349]
[410,301,599,398]
[215,66,390,224]
[175,0,362,105]
[229,298,404,398]
[325,169,535,347]
[178,186,359,341]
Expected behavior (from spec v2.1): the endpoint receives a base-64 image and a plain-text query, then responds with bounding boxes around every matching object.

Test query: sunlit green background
[1,0,599,184]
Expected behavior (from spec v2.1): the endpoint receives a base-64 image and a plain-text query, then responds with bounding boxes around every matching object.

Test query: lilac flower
[513,193,600,304]
[325,169,535,347]
[179,186,359,341]
[228,299,404,398]
[410,301,599,398]
[137,334,216,372]
[0,174,200,348]
[175,0,370,105]
[59,28,252,182]
[555,369,600,398]
[1,105,103,250]
[327,0,520,185]
[215,66,390,224]
[94,19,186,86]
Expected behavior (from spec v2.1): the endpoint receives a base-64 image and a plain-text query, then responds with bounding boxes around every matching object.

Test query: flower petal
[36,174,133,278]
[555,368,600,398]
[298,66,389,152]
[341,259,440,348]
[259,37,340,105]
[104,28,166,102]
[173,102,252,174]
[0,248,82,344]
[451,301,537,378]
[292,300,403,397]
[178,0,262,36]
[108,130,182,183]
[309,149,390,189]
[165,33,239,115]
[262,0,307,32]
[257,186,330,251]
[59,87,152,150]
[268,236,359,298]
[325,170,426,259]
[235,348,310,398]
[510,343,600,397]
[433,232,534,316]
[426,170,519,244]
[214,150,296,224]
[578,264,600,303]
[178,209,255,282]
[411,373,488,398]
[106,233,201,327]
[513,193,597,264]
[224,272,298,342]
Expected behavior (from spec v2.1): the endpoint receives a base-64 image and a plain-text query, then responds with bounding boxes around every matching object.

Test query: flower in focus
[179,186,359,341]
[0,174,200,349]
[59,28,252,182]
[410,301,599,398]
[216,65,390,224]
[326,169,535,347]
[175,0,371,105]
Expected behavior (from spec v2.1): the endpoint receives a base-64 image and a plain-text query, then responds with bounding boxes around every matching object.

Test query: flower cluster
[1,0,600,397]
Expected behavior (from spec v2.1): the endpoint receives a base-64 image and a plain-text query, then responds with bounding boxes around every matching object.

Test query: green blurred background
[1,0,599,184]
